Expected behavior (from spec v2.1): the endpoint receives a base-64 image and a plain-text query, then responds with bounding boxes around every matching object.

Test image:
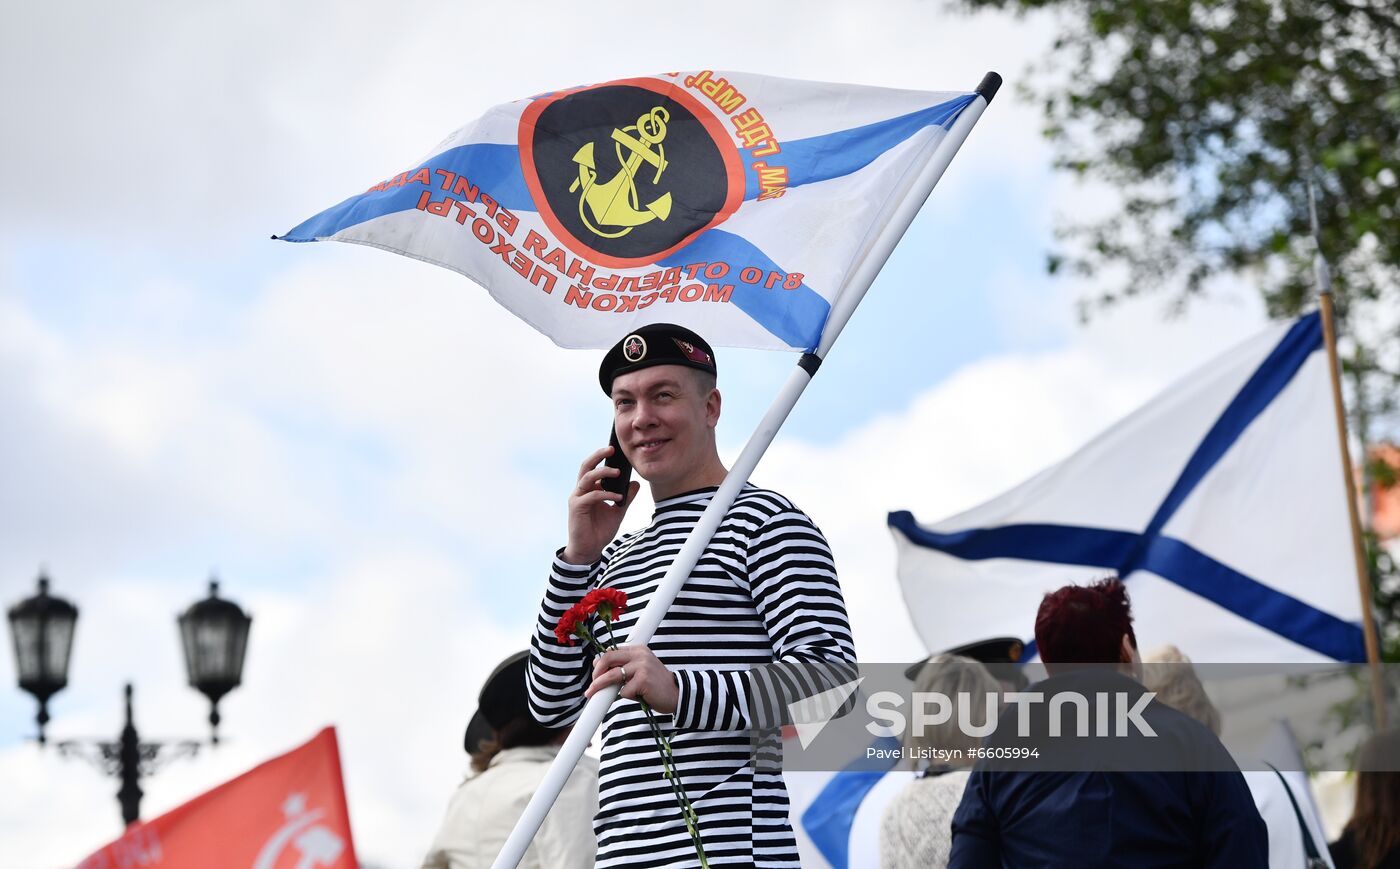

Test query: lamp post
[5,571,77,746]
[6,571,253,826]
[178,579,252,746]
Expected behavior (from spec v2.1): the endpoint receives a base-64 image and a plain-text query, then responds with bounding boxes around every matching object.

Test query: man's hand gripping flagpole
[489,71,1001,869]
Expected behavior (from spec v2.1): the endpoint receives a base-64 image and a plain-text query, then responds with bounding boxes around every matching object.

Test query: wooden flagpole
[1311,180,1387,728]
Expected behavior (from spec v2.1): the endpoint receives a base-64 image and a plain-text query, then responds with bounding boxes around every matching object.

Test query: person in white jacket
[423,651,598,869]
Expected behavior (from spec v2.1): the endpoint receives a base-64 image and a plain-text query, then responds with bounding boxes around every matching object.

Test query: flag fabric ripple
[76,728,357,869]
[279,71,977,352]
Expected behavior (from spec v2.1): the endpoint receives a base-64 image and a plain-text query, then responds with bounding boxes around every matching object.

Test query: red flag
[75,727,357,869]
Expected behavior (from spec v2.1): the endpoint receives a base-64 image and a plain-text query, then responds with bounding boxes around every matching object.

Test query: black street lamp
[178,578,252,745]
[6,572,78,745]
[6,571,253,826]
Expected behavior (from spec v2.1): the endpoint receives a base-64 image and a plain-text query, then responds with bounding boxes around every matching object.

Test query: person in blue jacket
[949,576,1267,867]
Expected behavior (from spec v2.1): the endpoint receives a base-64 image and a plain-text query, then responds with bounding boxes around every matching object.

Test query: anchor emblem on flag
[570,106,674,239]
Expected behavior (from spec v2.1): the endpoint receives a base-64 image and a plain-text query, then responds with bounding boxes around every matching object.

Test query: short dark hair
[688,366,717,394]
[1035,576,1137,668]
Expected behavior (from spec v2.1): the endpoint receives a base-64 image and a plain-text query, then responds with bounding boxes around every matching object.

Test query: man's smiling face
[610,364,721,500]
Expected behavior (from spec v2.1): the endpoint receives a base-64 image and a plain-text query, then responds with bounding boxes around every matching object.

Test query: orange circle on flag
[519,77,745,270]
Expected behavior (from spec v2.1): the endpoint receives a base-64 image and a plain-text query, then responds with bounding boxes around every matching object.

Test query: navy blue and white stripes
[527,484,856,868]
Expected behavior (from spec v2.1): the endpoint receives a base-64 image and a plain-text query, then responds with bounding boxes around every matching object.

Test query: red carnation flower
[553,588,628,646]
[554,603,587,646]
[582,587,628,623]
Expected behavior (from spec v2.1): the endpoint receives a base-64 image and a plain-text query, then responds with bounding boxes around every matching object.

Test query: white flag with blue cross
[891,311,1366,664]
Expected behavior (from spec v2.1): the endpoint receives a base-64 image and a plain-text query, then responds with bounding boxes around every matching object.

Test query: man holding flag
[526,323,858,868]
[279,68,999,868]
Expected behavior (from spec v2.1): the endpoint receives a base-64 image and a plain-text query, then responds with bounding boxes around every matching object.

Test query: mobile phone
[602,426,632,497]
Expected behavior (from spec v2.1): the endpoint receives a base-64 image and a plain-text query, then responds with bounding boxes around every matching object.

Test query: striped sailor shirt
[527,484,857,868]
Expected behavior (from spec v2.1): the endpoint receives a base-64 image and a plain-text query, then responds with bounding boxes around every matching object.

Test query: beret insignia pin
[623,335,647,362]
[673,338,712,365]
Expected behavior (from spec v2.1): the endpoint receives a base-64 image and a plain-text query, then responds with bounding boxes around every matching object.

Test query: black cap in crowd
[476,650,531,732]
[464,708,494,756]
[598,323,717,395]
[905,636,1029,689]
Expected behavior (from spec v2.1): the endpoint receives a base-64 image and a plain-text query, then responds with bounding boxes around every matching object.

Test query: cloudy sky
[0,2,1273,866]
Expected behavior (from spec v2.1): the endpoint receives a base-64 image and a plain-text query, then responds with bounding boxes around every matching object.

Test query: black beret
[904,636,1029,689]
[946,636,1026,665]
[477,650,531,732]
[599,323,717,395]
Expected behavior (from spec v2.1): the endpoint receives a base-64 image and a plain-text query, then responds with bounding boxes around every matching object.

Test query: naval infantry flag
[277,71,981,352]
[891,312,1367,664]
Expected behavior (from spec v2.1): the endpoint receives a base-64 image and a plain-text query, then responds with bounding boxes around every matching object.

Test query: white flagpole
[489,72,1001,869]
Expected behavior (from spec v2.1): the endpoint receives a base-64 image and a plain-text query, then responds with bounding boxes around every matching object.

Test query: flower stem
[597,620,708,867]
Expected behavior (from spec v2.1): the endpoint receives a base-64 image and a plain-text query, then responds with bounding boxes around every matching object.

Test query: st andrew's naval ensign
[520,78,744,269]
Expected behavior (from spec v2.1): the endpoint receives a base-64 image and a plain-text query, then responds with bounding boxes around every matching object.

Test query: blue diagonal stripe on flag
[802,736,902,869]
[278,143,531,242]
[885,311,1364,663]
[742,94,978,199]
[1140,313,1324,538]
[1138,536,1363,661]
[659,229,830,351]
[884,517,1363,662]
[887,519,1141,565]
